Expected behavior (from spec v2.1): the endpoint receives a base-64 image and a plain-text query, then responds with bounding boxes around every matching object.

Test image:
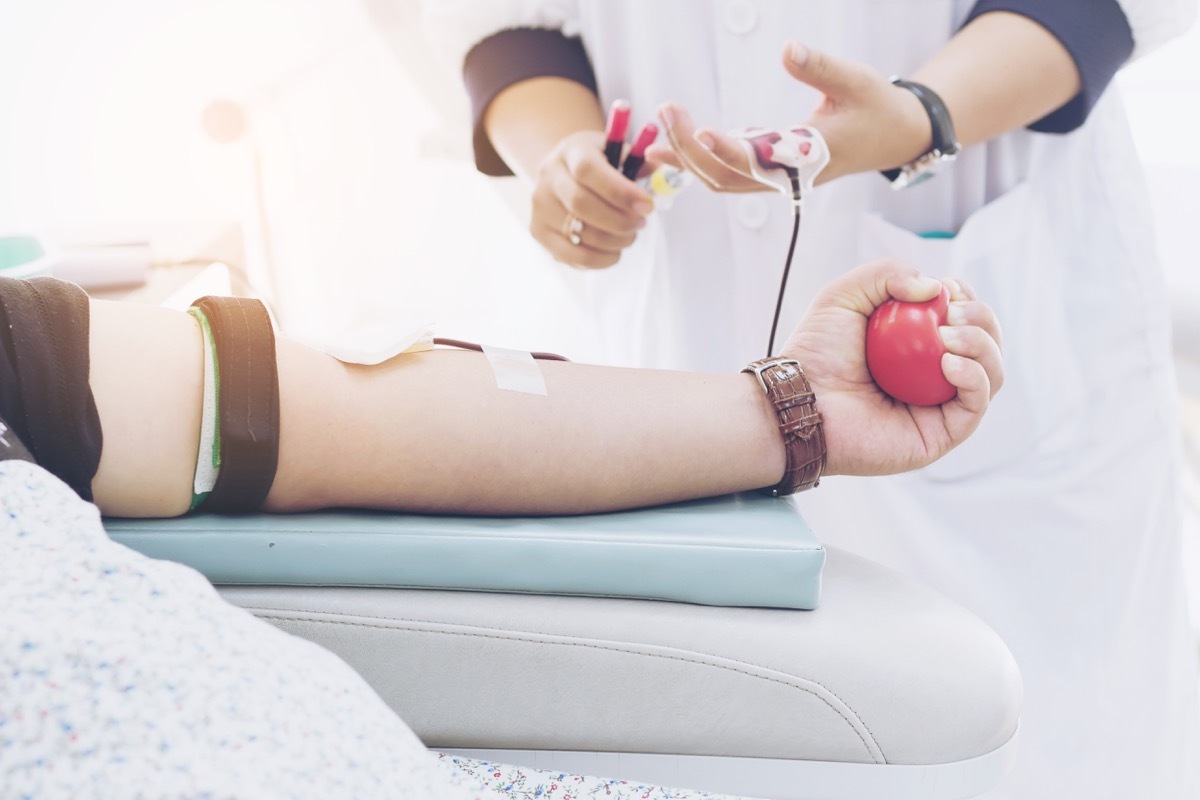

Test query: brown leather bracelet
[742,357,827,496]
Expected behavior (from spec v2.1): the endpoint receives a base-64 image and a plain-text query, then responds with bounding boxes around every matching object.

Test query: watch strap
[742,358,827,496]
[881,78,960,185]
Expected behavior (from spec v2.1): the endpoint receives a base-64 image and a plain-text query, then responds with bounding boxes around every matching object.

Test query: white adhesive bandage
[481,345,548,396]
[295,316,435,366]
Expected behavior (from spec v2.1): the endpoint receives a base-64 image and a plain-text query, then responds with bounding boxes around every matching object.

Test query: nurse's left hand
[782,258,1004,477]
[648,102,773,194]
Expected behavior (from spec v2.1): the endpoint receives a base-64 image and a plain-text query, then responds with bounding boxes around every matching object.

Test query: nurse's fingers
[939,324,1004,399]
[557,208,638,252]
[530,194,635,269]
[551,157,648,237]
[558,144,653,233]
[691,128,764,184]
[657,103,762,193]
[534,216,624,270]
[642,141,684,170]
[657,103,726,191]
[782,41,874,99]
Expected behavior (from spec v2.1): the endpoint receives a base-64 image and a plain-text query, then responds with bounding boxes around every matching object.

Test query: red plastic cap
[606,100,632,143]
[628,122,659,158]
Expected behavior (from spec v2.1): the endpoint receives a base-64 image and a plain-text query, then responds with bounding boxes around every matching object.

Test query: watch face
[892,150,957,190]
[898,170,935,189]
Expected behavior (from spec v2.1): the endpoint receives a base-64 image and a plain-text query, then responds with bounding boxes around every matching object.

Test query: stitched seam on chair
[259,612,885,763]
[254,606,881,754]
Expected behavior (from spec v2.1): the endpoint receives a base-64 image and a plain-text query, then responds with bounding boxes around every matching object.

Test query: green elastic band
[187,306,222,512]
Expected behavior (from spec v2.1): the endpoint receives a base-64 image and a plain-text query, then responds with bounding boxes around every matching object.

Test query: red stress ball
[866,284,958,406]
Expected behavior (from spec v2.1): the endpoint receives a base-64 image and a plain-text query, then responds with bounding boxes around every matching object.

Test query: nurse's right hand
[530,130,656,270]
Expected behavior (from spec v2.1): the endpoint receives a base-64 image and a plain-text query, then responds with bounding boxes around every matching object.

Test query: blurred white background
[0,0,1198,641]
[0,0,601,358]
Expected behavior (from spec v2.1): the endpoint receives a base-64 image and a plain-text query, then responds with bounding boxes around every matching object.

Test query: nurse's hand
[531,129,656,269]
[649,102,774,194]
[646,42,934,189]
[783,258,1004,477]
[777,41,937,183]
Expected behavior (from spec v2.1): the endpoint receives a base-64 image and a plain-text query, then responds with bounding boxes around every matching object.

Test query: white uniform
[425,2,1200,797]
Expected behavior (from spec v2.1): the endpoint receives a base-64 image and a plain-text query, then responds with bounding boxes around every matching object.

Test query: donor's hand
[784,258,1004,477]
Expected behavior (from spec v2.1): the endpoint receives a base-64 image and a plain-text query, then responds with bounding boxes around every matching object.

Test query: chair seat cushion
[103,493,825,609]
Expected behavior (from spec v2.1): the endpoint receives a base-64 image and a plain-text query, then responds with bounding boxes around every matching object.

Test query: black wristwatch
[880,78,961,190]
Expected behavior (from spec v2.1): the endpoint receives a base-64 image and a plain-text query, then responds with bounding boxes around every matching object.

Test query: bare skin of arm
[87,260,1003,519]
[88,299,780,518]
[912,11,1081,153]
[484,76,606,184]
[651,11,1082,187]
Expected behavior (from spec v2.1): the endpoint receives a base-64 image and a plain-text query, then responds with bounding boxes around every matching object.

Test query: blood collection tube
[621,122,659,180]
[603,100,632,169]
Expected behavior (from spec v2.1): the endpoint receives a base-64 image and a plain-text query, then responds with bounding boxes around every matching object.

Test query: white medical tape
[481,344,548,396]
[189,308,220,497]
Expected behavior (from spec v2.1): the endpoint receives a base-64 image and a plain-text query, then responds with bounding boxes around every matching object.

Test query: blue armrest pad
[103,494,824,609]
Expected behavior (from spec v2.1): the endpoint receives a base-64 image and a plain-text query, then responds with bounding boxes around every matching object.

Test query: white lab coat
[424,2,1200,797]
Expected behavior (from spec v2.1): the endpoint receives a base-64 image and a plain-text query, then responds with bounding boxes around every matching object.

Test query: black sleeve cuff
[963,0,1134,133]
[463,27,599,176]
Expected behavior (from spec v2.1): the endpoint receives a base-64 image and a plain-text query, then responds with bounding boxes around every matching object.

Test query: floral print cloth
[437,755,749,799]
[0,460,752,800]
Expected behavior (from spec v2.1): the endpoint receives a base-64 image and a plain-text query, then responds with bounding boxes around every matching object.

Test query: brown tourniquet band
[0,276,103,499]
[190,296,280,513]
[742,357,826,496]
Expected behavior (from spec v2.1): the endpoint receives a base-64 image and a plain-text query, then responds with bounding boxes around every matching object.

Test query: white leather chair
[106,494,1021,800]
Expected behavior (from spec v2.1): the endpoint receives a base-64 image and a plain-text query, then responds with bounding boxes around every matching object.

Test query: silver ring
[562,214,584,246]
